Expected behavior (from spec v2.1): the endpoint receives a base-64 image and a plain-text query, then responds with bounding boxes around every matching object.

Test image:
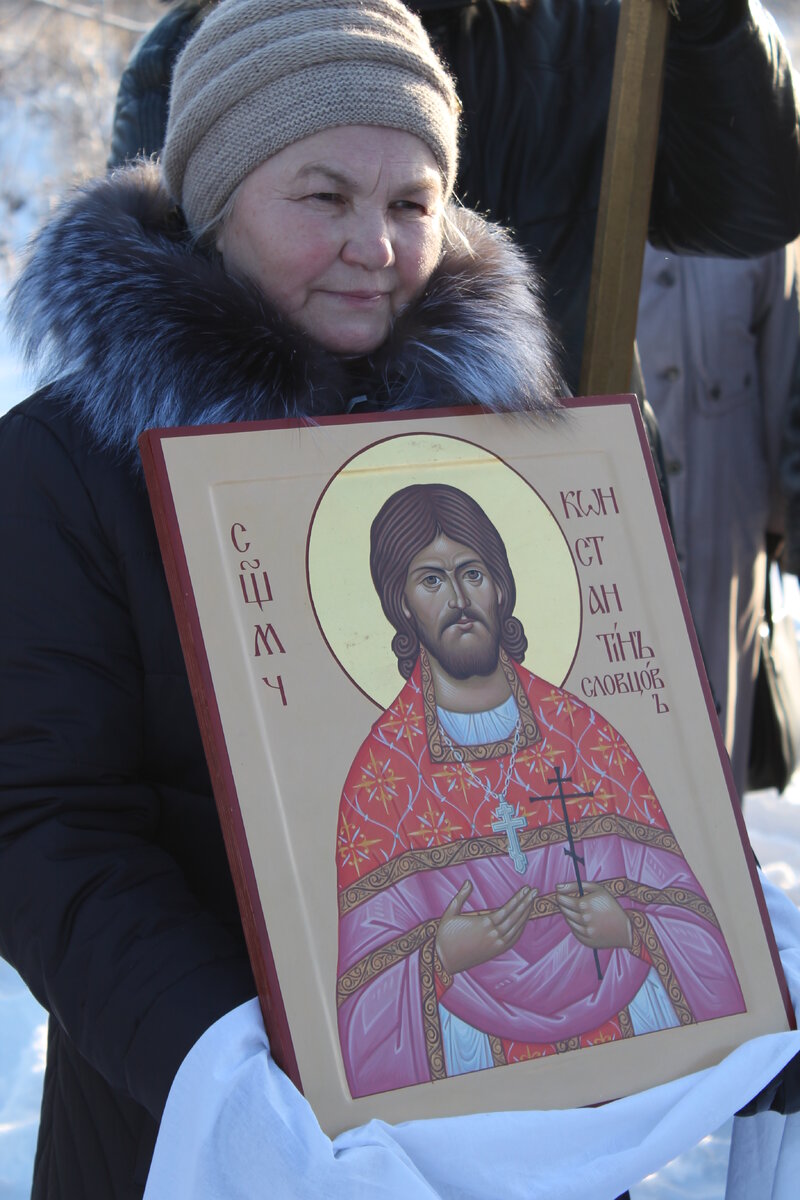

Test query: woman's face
[216,125,445,355]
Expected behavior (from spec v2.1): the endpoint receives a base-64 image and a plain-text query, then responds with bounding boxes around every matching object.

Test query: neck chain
[439,717,522,801]
[439,717,529,875]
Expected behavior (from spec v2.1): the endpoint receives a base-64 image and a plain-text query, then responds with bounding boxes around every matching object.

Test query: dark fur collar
[9,161,564,460]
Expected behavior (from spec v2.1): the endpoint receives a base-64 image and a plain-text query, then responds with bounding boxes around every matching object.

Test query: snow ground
[1,1,800,1197]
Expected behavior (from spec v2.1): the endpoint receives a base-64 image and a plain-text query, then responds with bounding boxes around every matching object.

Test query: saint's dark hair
[370,482,527,678]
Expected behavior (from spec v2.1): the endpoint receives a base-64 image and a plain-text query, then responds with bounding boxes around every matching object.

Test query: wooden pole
[579,0,669,397]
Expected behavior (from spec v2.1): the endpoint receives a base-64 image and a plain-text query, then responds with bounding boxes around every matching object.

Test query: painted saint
[335,482,745,1098]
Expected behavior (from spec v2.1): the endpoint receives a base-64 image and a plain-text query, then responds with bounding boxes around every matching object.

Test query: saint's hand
[435,879,538,976]
[555,881,633,950]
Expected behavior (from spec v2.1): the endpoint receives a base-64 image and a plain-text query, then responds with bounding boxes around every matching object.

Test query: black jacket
[109,0,800,390]
[0,164,562,1199]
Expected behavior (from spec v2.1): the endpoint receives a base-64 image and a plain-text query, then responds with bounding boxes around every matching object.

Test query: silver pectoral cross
[491,800,528,874]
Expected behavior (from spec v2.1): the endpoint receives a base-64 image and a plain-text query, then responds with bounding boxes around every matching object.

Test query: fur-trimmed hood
[9,161,565,461]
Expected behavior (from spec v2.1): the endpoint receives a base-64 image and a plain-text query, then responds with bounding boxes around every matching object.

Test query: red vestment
[336,652,744,1097]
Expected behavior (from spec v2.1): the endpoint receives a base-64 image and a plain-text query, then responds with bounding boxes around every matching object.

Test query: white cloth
[144,874,800,1200]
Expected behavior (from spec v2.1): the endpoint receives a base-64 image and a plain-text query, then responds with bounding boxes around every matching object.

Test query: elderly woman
[0,1,565,1197]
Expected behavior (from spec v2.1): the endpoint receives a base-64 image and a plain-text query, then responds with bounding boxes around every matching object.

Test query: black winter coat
[109,0,800,390]
[0,389,257,1197]
[0,164,562,1199]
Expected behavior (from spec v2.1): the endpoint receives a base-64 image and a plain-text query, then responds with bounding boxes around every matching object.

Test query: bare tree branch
[31,0,151,34]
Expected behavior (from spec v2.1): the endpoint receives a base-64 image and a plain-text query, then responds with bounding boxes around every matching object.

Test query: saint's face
[216,125,444,356]
[401,533,503,679]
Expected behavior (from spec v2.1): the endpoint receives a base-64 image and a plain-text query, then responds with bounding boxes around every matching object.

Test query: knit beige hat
[161,0,460,235]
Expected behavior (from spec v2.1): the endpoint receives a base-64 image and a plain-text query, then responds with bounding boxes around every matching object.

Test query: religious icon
[334,481,745,1098]
[140,403,792,1135]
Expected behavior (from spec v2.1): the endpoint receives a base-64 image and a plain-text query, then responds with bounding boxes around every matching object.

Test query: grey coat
[636,241,800,797]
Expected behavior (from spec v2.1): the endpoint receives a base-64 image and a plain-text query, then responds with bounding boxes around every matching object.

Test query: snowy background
[1,1,800,1196]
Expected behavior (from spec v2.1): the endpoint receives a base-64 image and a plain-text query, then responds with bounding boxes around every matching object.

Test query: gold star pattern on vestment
[352,748,403,812]
[382,695,424,751]
[408,797,464,847]
[431,761,482,807]
[523,739,567,786]
[570,768,612,816]
[591,726,633,773]
[336,813,383,878]
[543,688,583,725]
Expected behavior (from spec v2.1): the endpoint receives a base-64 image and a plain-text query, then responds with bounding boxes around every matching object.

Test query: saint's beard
[417,612,502,680]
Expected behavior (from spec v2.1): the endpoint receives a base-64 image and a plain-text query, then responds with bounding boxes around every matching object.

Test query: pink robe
[336,654,745,1098]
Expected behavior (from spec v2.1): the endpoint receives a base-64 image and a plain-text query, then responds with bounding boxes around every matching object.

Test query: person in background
[780,338,800,580]
[636,242,800,801]
[109,0,800,393]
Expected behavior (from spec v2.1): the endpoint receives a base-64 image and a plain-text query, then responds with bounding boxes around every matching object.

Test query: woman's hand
[435,879,538,976]
[555,881,633,950]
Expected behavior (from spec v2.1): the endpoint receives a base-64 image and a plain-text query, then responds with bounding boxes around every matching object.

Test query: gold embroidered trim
[419,935,447,1080]
[618,1007,635,1039]
[521,814,681,857]
[434,948,453,991]
[603,878,721,931]
[341,835,508,914]
[470,881,716,925]
[337,919,439,1007]
[628,910,695,1026]
[339,816,683,914]
[555,1035,581,1054]
[489,1034,507,1067]
[421,647,541,763]
[338,880,717,1006]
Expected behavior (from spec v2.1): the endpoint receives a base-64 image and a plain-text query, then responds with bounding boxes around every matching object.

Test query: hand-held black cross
[529,767,603,980]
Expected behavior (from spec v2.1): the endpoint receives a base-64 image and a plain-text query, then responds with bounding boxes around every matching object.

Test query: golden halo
[307,432,581,708]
